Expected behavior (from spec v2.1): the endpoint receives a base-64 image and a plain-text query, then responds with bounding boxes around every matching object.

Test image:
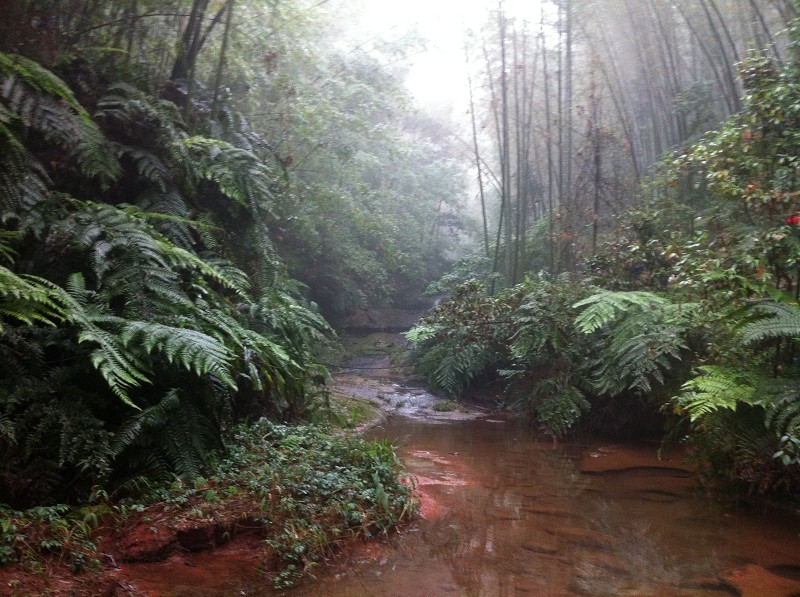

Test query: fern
[0,267,65,331]
[763,383,800,465]
[741,302,800,344]
[0,111,50,212]
[120,321,237,390]
[157,241,251,297]
[182,136,275,209]
[110,389,217,481]
[576,293,697,397]
[431,342,495,397]
[533,374,591,439]
[573,290,670,334]
[0,52,121,188]
[674,366,763,422]
[55,275,149,408]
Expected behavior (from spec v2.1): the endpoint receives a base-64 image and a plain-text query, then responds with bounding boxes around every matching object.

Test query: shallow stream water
[279,413,800,597]
[119,335,800,596]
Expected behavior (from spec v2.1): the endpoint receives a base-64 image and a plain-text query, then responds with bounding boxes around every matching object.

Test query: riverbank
[0,418,416,596]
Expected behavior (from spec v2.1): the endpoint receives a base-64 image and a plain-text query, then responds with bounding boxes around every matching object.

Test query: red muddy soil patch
[415,487,445,520]
[722,563,800,597]
[112,532,269,596]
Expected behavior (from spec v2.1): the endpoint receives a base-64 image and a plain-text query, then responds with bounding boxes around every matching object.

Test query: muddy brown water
[280,414,800,597]
[118,337,800,596]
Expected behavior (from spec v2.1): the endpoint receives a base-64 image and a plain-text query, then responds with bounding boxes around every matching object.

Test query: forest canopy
[1,0,800,520]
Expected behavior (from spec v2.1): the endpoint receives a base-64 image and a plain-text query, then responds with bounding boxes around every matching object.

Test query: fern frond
[182,136,275,210]
[741,302,800,344]
[120,321,237,390]
[573,290,670,334]
[432,343,495,397]
[0,53,121,187]
[675,366,763,422]
[0,266,65,331]
[113,142,172,191]
[157,241,250,297]
[534,374,591,438]
[0,110,51,212]
[111,389,217,481]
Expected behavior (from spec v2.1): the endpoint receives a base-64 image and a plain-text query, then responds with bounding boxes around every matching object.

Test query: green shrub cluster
[0,421,415,588]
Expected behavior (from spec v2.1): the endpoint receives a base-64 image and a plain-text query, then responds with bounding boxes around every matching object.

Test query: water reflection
[282,415,800,597]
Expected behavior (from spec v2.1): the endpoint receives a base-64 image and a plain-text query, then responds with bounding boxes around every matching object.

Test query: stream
[285,413,800,596]
[286,333,800,597]
[119,329,800,596]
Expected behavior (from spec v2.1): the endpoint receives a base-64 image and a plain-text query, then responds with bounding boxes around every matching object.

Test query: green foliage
[573,291,671,334]
[575,292,699,396]
[406,280,513,397]
[674,366,762,422]
[408,278,597,436]
[0,503,101,573]
[0,421,414,587]
[0,268,65,331]
[741,301,800,344]
[533,375,591,440]
[0,52,121,194]
[210,421,414,587]
[765,384,800,466]
[0,56,332,506]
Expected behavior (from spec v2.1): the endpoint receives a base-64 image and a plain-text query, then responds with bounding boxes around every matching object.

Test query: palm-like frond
[110,389,217,481]
[741,302,800,344]
[120,321,236,390]
[182,136,275,210]
[0,52,121,189]
[575,293,697,397]
[0,267,65,331]
[675,366,763,422]
[573,290,670,334]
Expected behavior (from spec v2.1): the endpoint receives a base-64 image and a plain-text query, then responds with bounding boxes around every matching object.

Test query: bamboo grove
[407,0,800,497]
[467,0,796,283]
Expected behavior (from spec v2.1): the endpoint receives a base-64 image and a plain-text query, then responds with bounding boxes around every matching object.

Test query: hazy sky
[352,0,548,112]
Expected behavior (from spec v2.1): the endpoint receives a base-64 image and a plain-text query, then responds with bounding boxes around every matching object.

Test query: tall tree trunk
[466,43,491,258]
[499,4,513,285]
[697,0,743,107]
[674,0,740,114]
[211,0,235,121]
[540,18,556,275]
[565,0,573,211]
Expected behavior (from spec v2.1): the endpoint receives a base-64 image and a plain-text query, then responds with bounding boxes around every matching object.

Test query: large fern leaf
[0,267,65,331]
[675,366,764,422]
[120,321,237,390]
[573,290,670,334]
[741,302,800,344]
[0,52,121,188]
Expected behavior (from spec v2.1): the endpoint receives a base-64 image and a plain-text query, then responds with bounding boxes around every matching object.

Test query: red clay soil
[0,499,279,597]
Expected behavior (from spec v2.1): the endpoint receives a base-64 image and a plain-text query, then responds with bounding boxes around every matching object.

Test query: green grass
[432,400,459,412]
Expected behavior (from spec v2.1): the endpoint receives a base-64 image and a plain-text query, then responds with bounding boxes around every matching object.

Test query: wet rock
[520,539,560,556]
[521,504,582,519]
[487,506,521,521]
[723,563,800,596]
[633,488,685,503]
[679,577,740,595]
[545,526,619,550]
[575,549,631,577]
[580,444,691,476]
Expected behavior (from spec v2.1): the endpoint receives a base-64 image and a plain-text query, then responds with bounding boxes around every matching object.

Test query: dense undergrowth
[407,25,800,499]
[0,420,414,591]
